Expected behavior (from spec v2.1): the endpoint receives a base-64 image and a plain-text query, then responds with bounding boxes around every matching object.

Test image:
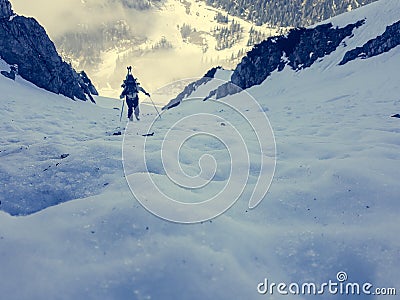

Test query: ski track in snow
[1,1,400,299]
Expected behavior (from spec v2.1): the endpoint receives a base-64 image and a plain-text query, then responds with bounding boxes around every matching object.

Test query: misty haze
[10,0,281,99]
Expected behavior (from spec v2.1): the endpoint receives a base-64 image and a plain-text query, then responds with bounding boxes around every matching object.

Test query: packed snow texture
[0,0,400,299]
[0,58,122,215]
[123,76,275,223]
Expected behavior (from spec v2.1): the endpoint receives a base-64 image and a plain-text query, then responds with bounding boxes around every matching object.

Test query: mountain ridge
[0,0,96,101]
[201,0,400,100]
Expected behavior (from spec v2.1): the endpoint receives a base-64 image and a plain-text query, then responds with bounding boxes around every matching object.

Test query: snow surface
[1,0,400,299]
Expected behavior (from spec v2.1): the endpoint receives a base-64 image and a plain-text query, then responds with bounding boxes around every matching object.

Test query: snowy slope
[1,0,400,299]
[0,58,127,215]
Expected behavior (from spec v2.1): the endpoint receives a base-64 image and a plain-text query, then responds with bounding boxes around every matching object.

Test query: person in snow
[120,66,150,121]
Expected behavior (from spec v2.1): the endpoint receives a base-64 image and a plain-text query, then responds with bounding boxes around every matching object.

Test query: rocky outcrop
[0,0,12,18]
[206,20,364,99]
[0,0,95,101]
[79,71,98,96]
[231,20,364,91]
[339,20,400,65]
[163,67,223,110]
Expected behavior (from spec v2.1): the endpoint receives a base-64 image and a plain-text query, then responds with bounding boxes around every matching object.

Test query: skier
[120,66,150,121]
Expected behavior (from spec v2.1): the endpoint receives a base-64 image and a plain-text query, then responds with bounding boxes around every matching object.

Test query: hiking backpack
[125,74,138,94]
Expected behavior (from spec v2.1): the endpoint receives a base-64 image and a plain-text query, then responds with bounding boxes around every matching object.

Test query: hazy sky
[7,0,227,97]
[10,0,129,38]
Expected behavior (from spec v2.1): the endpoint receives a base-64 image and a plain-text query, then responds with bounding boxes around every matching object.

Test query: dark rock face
[163,67,223,110]
[231,20,365,91]
[204,20,365,100]
[79,71,99,96]
[0,0,95,100]
[340,20,400,65]
[0,0,12,18]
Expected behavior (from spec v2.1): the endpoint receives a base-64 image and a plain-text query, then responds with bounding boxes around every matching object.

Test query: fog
[9,0,230,100]
[10,0,153,38]
[117,50,216,96]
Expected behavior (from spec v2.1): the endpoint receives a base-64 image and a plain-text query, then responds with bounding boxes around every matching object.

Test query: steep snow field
[1,0,400,299]
[0,58,123,215]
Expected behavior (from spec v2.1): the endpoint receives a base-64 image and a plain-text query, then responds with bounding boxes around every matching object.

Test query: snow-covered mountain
[1,0,400,299]
[9,0,378,99]
[11,0,286,97]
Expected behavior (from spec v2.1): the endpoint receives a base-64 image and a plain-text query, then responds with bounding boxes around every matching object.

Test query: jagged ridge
[163,67,222,110]
[231,20,364,91]
[340,20,400,65]
[0,0,95,101]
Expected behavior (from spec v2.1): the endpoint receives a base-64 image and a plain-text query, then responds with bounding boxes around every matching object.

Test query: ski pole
[148,95,161,119]
[119,99,125,122]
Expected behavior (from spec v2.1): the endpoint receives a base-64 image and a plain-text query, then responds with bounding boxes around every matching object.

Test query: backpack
[125,74,138,94]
